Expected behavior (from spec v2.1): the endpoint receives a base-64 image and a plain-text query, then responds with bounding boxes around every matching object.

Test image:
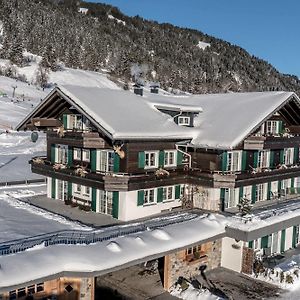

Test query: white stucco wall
[221,237,243,272]
[47,177,51,198]
[285,226,293,251]
[118,191,181,221]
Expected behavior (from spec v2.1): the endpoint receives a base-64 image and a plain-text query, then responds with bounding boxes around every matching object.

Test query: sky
[89,0,300,78]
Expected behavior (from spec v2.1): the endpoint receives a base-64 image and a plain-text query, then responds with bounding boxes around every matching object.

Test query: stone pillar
[241,247,255,274]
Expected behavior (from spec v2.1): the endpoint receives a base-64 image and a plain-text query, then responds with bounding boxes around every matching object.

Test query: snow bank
[196,41,211,50]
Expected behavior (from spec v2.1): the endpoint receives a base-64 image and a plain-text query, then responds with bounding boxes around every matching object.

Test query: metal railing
[0,212,200,256]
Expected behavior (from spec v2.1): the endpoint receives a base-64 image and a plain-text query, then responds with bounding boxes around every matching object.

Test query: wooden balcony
[244,134,300,150]
[47,130,108,148]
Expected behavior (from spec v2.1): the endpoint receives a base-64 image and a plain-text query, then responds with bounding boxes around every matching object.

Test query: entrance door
[57,180,68,201]
[98,190,113,215]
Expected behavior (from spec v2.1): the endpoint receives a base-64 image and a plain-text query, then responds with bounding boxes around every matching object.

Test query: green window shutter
[294,147,299,164]
[51,144,56,163]
[291,178,295,194]
[221,152,227,172]
[51,178,56,199]
[248,241,253,249]
[239,186,244,202]
[177,151,183,166]
[253,151,258,168]
[112,191,119,219]
[138,152,145,168]
[269,151,274,169]
[175,185,181,199]
[241,151,247,171]
[159,151,165,167]
[67,182,72,198]
[278,180,282,193]
[90,149,97,172]
[157,188,163,203]
[113,153,120,172]
[261,236,269,249]
[137,190,145,206]
[62,114,68,129]
[292,226,298,248]
[278,121,283,134]
[267,182,271,200]
[67,147,73,167]
[251,185,257,204]
[281,229,286,253]
[91,188,97,212]
[280,150,284,164]
[220,188,225,211]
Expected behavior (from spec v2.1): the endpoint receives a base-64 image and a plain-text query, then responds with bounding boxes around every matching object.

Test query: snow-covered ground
[0,190,89,243]
[197,41,211,50]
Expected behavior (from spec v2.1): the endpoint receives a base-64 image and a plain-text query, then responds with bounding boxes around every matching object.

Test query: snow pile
[151,229,171,240]
[197,41,211,50]
[171,283,223,300]
[107,241,122,252]
[108,14,126,26]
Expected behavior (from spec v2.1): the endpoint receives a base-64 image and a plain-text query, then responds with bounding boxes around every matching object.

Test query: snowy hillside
[0,58,119,182]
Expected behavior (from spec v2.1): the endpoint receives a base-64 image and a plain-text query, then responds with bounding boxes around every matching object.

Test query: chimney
[150,83,159,94]
[133,84,143,96]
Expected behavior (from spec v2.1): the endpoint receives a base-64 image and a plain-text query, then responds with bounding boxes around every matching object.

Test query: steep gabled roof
[16,85,194,141]
[16,85,300,149]
[145,91,299,149]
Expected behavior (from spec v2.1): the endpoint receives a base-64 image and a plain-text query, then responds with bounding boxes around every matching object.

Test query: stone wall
[192,186,220,211]
[241,247,255,274]
[163,239,222,291]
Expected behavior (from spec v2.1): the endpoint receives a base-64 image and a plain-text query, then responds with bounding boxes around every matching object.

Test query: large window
[98,150,114,172]
[144,189,156,204]
[283,148,294,165]
[258,150,270,168]
[162,186,175,201]
[255,183,267,202]
[266,120,280,135]
[164,150,177,167]
[227,151,241,172]
[99,190,113,215]
[56,144,68,164]
[145,151,159,168]
[224,188,239,208]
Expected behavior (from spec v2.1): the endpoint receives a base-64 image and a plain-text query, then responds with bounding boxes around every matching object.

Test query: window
[162,186,174,201]
[82,149,90,162]
[258,150,270,168]
[266,120,279,135]
[227,151,241,172]
[164,150,177,167]
[224,188,239,208]
[144,189,155,204]
[145,151,158,168]
[255,183,266,202]
[99,190,113,215]
[27,285,35,295]
[98,150,114,172]
[75,184,81,193]
[283,148,294,165]
[178,116,190,126]
[186,245,206,261]
[74,148,82,160]
[17,288,26,298]
[84,186,90,196]
[36,283,44,293]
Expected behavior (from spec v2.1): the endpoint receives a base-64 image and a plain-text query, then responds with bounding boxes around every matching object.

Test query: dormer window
[178,116,190,126]
[266,120,280,135]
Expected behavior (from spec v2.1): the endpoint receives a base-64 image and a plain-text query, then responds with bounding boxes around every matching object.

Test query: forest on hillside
[1,0,300,95]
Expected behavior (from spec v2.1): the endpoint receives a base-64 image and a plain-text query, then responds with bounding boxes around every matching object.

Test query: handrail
[0,212,200,256]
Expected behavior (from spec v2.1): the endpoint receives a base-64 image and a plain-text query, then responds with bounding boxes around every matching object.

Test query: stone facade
[192,186,220,211]
[1,277,95,300]
[163,239,222,291]
[241,247,255,274]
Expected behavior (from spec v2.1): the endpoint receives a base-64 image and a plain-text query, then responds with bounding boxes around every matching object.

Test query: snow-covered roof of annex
[16,85,299,149]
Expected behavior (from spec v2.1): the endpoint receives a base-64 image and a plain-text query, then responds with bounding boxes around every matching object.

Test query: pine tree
[8,36,24,66]
[40,45,58,71]
[237,197,252,216]
[35,63,49,90]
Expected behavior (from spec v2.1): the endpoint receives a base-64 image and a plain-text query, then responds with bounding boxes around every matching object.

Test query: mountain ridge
[0,0,299,95]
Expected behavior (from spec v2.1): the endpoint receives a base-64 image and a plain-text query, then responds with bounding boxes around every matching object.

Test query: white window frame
[144,189,156,205]
[145,151,159,169]
[74,148,82,160]
[178,116,190,126]
[82,149,90,162]
[164,150,177,167]
[283,148,294,165]
[84,186,90,196]
[258,150,270,168]
[227,151,242,172]
[224,188,239,209]
[265,120,279,135]
[162,186,175,202]
[256,183,267,202]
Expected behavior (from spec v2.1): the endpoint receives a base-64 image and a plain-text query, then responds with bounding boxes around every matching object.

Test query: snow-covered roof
[16,85,299,149]
[145,90,298,149]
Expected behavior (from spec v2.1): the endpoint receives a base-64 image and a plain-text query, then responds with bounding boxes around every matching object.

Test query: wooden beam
[32,118,62,127]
